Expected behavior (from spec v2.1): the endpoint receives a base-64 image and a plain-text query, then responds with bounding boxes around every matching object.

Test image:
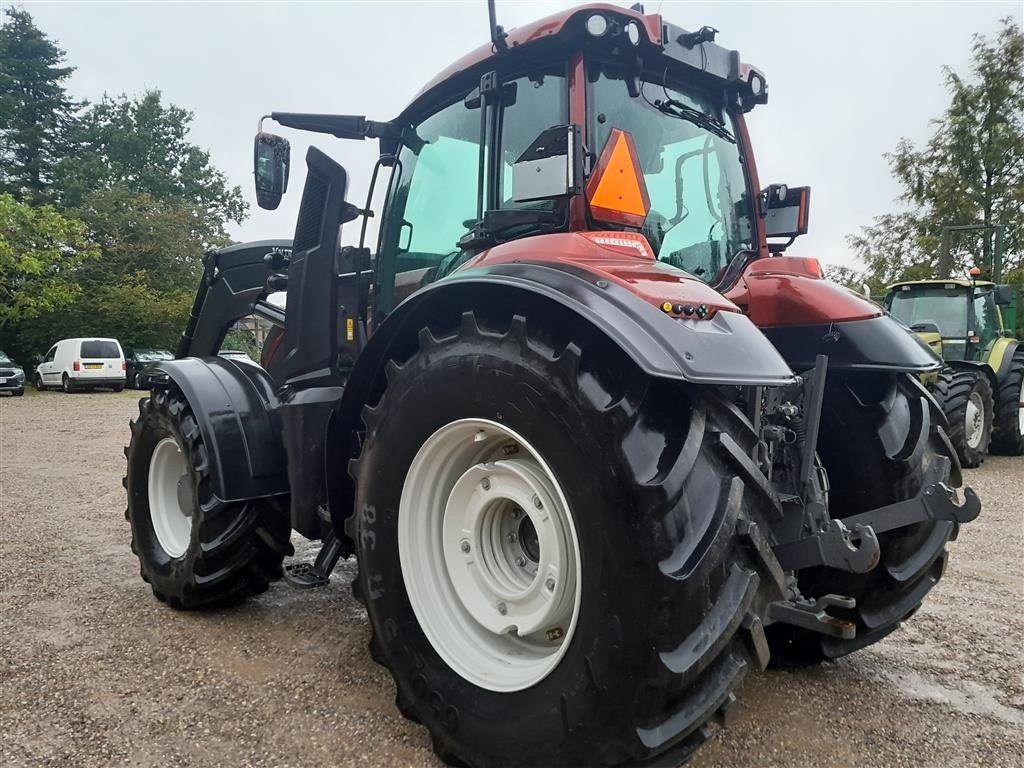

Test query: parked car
[218,349,255,364]
[0,351,26,396]
[125,348,174,389]
[35,338,126,393]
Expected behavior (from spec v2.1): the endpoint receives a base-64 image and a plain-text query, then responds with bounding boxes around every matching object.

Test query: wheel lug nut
[481,477,491,491]
[497,602,507,615]
[507,532,517,544]
[545,577,556,592]
[533,495,543,509]
[460,539,471,554]
[515,555,526,567]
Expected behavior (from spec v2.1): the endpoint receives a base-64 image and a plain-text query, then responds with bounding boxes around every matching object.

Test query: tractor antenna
[488,0,508,52]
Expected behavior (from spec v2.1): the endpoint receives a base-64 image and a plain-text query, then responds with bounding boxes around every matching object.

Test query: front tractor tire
[991,348,1024,456]
[124,385,292,608]
[767,373,963,667]
[348,311,785,768]
[932,369,993,467]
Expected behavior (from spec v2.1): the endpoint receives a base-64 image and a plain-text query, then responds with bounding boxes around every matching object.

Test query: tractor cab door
[970,288,1002,361]
[373,65,568,322]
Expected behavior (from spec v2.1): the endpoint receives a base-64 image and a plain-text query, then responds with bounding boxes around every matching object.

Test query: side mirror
[760,184,810,240]
[253,132,291,210]
[994,284,1014,306]
[511,124,583,203]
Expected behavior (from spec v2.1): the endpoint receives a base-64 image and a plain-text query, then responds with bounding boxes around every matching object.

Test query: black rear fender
[324,264,796,535]
[152,357,288,504]
[762,315,943,374]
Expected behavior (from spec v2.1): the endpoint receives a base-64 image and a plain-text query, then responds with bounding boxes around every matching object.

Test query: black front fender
[152,357,288,503]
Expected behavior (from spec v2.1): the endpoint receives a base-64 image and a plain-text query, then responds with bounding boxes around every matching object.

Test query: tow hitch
[767,482,980,637]
[772,482,980,573]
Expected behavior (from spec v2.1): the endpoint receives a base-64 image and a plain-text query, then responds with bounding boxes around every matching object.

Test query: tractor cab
[252,3,811,325]
[884,278,1014,362]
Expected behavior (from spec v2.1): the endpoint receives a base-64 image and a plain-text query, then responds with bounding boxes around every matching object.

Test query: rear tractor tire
[931,369,993,467]
[991,348,1024,456]
[124,385,292,608]
[766,372,963,667]
[348,310,786,768]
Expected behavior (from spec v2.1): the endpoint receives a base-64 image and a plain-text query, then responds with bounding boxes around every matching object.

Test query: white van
[35,338,126,393]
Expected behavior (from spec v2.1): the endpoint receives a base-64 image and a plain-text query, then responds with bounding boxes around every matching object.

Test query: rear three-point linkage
[756,355,981,639]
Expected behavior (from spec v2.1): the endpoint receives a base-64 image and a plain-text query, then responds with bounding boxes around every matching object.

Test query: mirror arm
[263,112,400,141]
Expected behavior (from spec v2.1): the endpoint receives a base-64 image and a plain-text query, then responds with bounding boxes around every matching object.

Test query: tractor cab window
[498,67,568,211]
[587,63,754,285]
[973,290,1001,353]
[376,98,481,315]
[888,288,969,338]
[376,68,567,316]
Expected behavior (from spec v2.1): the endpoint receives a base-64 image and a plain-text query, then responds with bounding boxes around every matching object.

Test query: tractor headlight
[625,21,641,46]
[585,13,608,37]
[749,72,765,97]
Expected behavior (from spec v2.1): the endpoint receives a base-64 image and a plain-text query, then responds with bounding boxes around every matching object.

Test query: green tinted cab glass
[376,68,567,315]
[587,63,754,284]
[973,291,1001,352]
[888,288,969,339]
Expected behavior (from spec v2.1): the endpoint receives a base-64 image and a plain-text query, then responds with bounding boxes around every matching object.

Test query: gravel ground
[2,388,1022,768]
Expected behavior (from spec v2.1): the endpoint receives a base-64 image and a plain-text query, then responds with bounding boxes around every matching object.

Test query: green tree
[51,91,248,352]
[0,193,98,361]
[0,7,77,203]
[72,186,225,289]
[849,18,1024,290]
[44,186,229,352]
[57,90,247,239]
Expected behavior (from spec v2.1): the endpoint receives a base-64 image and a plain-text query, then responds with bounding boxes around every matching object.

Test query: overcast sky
[10,0,1021,267]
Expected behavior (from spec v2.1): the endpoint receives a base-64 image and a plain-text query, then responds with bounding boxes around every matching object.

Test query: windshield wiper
[652,98,736,144]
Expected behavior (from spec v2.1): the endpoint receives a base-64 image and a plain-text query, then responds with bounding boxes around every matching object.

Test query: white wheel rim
[148,437,193,558]
[965,391,985,449]
[398,419,582,692]
[1018,379,1023,434]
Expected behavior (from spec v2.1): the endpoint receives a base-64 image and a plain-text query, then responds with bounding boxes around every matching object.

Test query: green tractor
[884,274,1023,465]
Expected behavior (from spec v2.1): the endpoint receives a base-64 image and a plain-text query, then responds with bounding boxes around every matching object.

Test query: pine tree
[0,7,77,203]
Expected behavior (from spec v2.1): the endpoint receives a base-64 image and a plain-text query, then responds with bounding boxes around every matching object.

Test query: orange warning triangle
[587,129,650,223]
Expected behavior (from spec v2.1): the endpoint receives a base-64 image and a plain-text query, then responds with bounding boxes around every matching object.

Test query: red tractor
[124,4,978,766]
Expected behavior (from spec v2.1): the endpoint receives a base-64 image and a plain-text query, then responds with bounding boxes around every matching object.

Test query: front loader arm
[177,239,292,358]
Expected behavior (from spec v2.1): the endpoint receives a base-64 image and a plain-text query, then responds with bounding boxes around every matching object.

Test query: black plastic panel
[763,316,943,373]
[153,357,288,503]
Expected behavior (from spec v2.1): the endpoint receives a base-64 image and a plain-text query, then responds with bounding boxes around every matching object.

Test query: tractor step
[283,531,344,589]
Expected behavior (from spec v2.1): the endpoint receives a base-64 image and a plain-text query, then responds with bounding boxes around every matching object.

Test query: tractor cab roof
[401,2,766,122]
[888,279,997,291]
